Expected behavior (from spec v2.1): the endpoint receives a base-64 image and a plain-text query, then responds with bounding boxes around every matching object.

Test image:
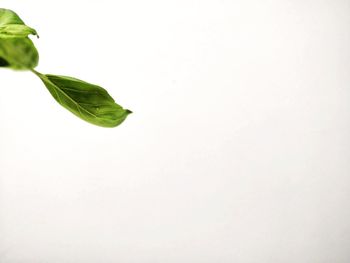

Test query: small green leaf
[0,24,37,38]
[0,9,38,38]
[0,37,39,69]
[34,71,132,127]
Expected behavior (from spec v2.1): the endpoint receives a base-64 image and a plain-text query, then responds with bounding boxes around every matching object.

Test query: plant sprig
[0,8,131,128]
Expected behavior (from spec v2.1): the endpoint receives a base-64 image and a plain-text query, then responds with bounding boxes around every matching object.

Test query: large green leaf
[0,8,37,38]
[34,71,132,127]
[0,37,39,69]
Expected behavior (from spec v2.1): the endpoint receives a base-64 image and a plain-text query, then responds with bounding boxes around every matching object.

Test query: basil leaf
[0,9,37,38]
[0,9,39,69]
[0,24,37,38]
[34,71,132,127]
[0,37,39,69]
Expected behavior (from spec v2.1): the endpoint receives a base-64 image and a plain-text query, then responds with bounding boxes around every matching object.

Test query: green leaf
[0,9,39,69]
[0,37,39,69]
[0,24,37,38]
[33,71,132,128]
[0,8,37,38]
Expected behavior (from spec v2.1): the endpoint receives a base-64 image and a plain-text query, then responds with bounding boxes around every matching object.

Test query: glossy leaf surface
[35,72,131,127]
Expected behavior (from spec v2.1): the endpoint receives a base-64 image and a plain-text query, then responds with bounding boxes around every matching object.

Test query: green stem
[30,68,42,77]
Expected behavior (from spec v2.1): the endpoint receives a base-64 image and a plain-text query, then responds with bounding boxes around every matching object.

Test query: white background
[1,0,350,262]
